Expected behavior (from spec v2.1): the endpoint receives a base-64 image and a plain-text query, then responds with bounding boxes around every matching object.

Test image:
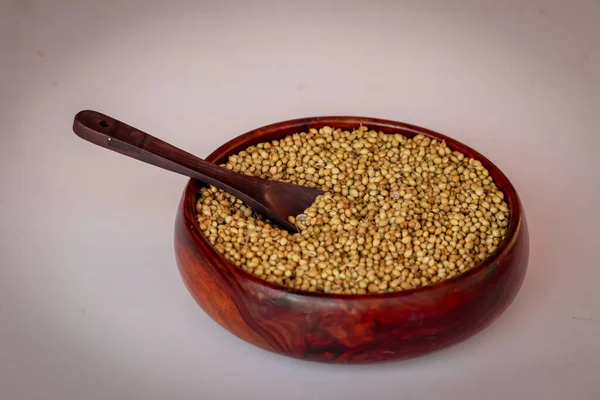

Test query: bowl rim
[181,116,522,300]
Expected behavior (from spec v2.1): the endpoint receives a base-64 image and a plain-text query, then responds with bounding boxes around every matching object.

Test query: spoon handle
[72,110,267,198]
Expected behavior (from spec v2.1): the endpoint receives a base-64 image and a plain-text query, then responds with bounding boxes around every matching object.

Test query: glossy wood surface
[72,110,322,232]
[174,117,529,363]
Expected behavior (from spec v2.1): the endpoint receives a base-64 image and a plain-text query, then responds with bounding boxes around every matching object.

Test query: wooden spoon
[72,110,323,232]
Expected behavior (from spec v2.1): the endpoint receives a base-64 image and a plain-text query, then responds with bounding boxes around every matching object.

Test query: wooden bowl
[174,117,529,364]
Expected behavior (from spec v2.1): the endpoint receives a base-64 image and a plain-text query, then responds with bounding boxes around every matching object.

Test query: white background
[1,0,599,399]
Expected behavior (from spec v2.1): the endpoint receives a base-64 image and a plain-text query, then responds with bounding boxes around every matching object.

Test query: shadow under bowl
[174,116,529,364]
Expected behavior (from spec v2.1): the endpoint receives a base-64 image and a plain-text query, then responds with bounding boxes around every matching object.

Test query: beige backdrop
[1,0,599,399]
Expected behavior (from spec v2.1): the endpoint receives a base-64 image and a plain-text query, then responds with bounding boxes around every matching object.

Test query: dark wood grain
[174,116,529,363]
[72,110,322,232]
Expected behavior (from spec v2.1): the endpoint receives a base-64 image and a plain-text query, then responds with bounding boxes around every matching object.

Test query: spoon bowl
[175,116,529,363]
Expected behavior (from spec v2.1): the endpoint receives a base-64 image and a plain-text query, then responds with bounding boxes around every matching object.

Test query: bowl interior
[182,116,521,298]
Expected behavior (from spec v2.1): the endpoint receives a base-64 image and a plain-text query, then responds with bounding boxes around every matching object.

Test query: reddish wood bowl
[174,117,529,363]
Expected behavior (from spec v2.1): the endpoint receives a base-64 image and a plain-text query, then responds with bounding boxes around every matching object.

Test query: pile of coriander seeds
[196,125,509,295]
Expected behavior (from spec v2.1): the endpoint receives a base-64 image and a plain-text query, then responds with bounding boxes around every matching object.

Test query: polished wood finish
[72,110,323,232]
[174,117,529,363]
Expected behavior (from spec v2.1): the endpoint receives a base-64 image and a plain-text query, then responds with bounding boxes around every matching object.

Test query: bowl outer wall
[174,116,529,363]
